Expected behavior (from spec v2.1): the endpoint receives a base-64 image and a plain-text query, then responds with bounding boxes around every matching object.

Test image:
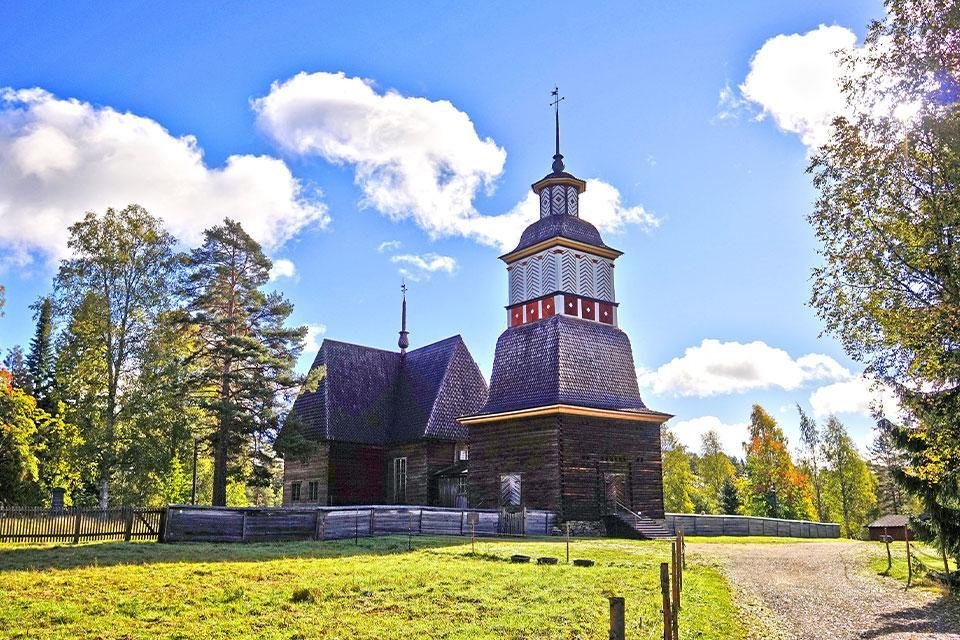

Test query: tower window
[308,480,319,502]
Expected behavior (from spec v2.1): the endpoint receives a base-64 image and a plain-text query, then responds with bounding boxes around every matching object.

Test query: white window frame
[393,457,408,503]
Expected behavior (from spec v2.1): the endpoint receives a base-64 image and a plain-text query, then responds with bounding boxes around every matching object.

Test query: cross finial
[398,281,409,353]
[550,87,565,173]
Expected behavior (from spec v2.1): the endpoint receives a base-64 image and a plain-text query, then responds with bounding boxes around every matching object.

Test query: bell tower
[461,90,670,523]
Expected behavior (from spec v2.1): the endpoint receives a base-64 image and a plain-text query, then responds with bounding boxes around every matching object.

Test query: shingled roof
[503,215,615,257]
[474,314,649,415]
[288,335,488,445]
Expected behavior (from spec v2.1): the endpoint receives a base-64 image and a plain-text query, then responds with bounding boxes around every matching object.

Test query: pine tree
[183,219,305,506]
[26,297,56,412]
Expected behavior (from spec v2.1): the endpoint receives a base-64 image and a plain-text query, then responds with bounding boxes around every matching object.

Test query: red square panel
[542,296,556,318]
[525,300,540,322]
[510,306,523,327]
[563,295,578,316]
[581,299,596,320]
[599,302,614,324]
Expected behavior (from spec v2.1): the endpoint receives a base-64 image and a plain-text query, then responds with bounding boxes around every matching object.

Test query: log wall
[283,442,330,505]
[664,513,840,538]
[162,504,557,543]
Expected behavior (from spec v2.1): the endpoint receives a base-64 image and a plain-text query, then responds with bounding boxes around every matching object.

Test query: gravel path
[687,541,960,640]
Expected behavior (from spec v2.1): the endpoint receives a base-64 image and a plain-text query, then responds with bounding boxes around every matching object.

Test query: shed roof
[287,335,487,446]
[867,514,911,528]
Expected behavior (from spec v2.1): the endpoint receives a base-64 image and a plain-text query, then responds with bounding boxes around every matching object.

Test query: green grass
[0,536,748,639]
[869,540,958,592]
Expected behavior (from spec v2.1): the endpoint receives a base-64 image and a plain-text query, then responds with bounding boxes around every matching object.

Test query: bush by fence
[664,513,840,538]
[163,505,556,543]
[0,507,164,543]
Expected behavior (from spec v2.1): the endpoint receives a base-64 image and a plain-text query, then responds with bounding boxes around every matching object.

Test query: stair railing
[614,500,645,521]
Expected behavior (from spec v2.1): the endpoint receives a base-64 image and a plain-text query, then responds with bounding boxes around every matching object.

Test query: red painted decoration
[563,294,578,316]
[582,299,596,320]
[599,302,614,325]
[510,306,523,327]
[525,300,540,322]
[542,296,556,319]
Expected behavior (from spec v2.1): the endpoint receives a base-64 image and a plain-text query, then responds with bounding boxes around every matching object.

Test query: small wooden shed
[866,514,911,541]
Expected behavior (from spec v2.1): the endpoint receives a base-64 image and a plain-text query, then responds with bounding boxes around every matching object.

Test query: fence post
[566,521,571,564]
[354,509,359,545]
[72,509,82,545]
[123,507,134,542]
[671,542,680,639]
[608,596,625,640]
[157,507,167,543]
[906,530,913,587]
[660,562,672,640]
[240,511,248,543]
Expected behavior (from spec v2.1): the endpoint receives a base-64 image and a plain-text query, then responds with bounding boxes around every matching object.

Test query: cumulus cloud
[670,416,751,457]
[639,339,850,398]
[268,258,297,281]
[253,71,658,251]
[390,252,456,281]
[0,88,328,267]
[738,25,857,149]
[809,374,900,418]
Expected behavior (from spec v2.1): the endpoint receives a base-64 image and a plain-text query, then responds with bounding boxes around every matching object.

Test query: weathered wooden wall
[282,442,330,504]
[468,417,561,510]
[384,441,455,505]
[328,442,385,504]
[664,513,840,538]
[163,505,557,543]
[559,415,664,520]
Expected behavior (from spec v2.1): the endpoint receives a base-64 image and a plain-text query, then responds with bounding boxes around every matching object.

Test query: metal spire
[550,87,565,173]
[398,282,409,353]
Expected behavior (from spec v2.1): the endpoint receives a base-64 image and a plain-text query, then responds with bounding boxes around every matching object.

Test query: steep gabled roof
[475,314,649,416]
[287,335,487,446]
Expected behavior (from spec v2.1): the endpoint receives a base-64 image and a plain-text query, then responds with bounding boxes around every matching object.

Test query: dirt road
[687,541,959,639]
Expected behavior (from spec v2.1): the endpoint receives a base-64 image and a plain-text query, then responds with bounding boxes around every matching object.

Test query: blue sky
[0,1,896,456]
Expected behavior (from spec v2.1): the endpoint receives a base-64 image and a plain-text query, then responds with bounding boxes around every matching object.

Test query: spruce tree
[26,297,55,411]
[3,346,32,393]
[183,219,305,506]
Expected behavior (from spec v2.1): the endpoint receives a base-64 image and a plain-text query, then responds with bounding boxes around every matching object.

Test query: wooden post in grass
[943,543,952,594]
[883,535,892,573]
[566,522,571,563]
[906,530,913,587]
[608,596,625,640]
[408,510,414,551]
[354,509,359,545]
[123,507,134,542]
[660,562,672,640]
[671,542,680,639]
[72,510,82,545]
[679,526,686,571]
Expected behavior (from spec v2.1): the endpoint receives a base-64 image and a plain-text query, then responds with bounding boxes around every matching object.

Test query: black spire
[398,282,409,353]
[550,87,565,174]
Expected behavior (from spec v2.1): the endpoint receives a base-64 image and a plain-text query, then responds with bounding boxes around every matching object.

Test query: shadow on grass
[0,535,475,572]
[861,593,960,638]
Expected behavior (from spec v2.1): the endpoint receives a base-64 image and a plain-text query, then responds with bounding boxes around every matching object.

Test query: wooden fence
[163,504,556,544]
[0,507,164,543]
[664,513,840,538]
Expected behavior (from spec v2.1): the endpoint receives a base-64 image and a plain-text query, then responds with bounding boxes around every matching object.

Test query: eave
[457,403,673,425]
[500,236,623,264]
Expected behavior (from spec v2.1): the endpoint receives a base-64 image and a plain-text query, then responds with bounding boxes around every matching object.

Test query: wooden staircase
[604,503,673,540]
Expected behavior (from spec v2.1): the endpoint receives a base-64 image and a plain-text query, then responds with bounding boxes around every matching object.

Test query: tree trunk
[212,425,229,506]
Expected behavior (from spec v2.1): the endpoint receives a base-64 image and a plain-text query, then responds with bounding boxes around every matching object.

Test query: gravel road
[687,541,960,640]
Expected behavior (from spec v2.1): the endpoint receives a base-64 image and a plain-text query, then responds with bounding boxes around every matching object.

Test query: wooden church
[281,97,669,524]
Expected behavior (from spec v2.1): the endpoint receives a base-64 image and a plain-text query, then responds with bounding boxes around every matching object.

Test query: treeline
[0,205,305,508]
[663,404,915,538]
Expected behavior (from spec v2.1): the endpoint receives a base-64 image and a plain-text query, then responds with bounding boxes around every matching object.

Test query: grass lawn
[868,539,958,592]
[0,536,748,640]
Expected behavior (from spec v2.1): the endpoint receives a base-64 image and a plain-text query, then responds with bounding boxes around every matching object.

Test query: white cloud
[390,252,457,281]
[377,240,402,253]
[809,374,900,418]
[670,416,751,457]
[715,82,751,122]
[253,71,657,251]
[303,323,327,353]
[268,258,297,281]
[0,88,328,267]
[738,25,857,149]
[639,339,850,398]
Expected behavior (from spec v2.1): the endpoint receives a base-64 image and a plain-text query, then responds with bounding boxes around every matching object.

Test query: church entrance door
[603,472,626,514]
